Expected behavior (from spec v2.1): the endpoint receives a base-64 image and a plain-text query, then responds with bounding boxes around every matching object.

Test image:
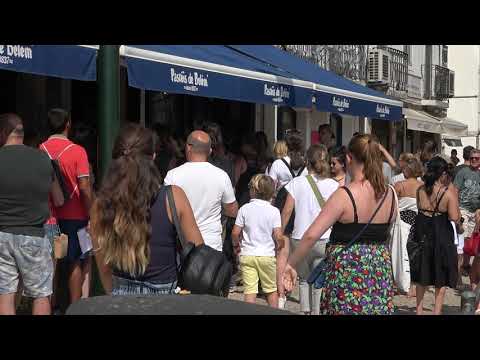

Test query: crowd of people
[1,109,479,315]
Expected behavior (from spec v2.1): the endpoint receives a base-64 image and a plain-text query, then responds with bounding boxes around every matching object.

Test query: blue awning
[122,45,315,108]
[0,45,97,81]
[228,45,403,121]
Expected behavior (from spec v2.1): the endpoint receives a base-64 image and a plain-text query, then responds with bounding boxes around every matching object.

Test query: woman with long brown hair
[283,134,397,315]
[90,124,203,295]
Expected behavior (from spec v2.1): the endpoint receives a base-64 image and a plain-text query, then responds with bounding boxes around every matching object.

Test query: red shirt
[40,136,90,221]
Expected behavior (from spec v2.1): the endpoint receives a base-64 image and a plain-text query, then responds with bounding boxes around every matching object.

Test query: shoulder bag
[307,187,390,289]
[306,174,326,208]
[388,185,411,293]
[166,186,232,297]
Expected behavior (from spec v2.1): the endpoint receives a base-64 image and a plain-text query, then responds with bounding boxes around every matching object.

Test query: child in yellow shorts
[232,174,287,308]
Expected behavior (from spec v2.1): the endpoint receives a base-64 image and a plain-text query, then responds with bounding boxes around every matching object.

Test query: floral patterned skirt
[320,243,395,315]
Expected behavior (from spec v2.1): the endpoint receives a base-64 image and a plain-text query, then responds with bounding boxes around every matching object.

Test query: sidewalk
[228,276,467,315]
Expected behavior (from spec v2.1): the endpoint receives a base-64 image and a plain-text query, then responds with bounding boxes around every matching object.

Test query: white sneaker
[278,296,287,309]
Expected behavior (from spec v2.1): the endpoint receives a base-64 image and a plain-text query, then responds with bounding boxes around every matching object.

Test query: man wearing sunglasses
[454,149,480,289]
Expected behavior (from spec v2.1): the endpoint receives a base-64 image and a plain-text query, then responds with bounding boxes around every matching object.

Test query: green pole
[91,45,120,296]
[98,45,120,180]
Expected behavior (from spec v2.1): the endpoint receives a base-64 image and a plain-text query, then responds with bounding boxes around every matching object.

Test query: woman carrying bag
[89,124,204,296]
[282,135,397,315]
[281,144,338,314]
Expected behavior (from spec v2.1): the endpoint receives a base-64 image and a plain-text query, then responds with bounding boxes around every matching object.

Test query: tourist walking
[40,109,93,305]
[164,130,238,252]
[89,124,203,295]
[393,157,424,297]
[330,146,347,187]
[0,114,62,315]
[283,134,397,315]
[231,174,287,308]
[409,156,460,315]
[454,148,480,288]
[281,144,339,314]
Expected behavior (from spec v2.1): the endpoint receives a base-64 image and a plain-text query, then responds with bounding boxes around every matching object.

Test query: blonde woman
[266,140,288,174]
[280,144,339,314]
[90,124,203,295]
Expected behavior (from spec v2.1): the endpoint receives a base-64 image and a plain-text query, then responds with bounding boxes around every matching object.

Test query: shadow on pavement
[395,304,461,315]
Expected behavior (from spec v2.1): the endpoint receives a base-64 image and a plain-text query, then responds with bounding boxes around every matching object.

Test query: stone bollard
[460,290,477,314]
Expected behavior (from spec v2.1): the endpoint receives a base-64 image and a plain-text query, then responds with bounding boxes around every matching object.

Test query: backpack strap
[280,158,296,178]
[295,166,305,178]
[306,175,325,208]
[56,144,75,160]
[40,143,52,159]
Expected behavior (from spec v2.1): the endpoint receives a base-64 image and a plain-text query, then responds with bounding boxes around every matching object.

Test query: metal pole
[274,105,278,142]
[98,45,120,182]
[91,45,120,297]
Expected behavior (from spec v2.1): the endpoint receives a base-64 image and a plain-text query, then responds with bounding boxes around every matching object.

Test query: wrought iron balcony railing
[375,46,409,94]
[276,45,368,83]
[424,64,455,100]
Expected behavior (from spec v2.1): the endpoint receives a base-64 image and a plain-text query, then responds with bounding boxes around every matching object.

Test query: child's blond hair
[249,174,275,201]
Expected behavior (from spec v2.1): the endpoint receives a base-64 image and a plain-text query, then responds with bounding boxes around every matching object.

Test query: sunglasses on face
[471,156,480,161]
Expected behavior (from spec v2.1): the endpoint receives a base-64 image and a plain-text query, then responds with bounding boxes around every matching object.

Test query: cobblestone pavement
[228,276,470,315]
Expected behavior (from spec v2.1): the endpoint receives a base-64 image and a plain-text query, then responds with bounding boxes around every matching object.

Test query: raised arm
[378,144,397,170]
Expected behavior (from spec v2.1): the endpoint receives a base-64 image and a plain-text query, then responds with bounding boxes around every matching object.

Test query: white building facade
[260,45,465,158]
[447,45,480,149]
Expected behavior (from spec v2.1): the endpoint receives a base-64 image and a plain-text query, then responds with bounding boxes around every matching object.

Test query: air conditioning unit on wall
[368,48,391,85]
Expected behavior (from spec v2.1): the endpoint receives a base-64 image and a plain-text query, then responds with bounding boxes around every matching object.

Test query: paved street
[228,275,469,315]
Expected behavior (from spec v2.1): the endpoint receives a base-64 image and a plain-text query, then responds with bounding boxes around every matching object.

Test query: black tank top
[329,187,395,245]
[113,186,178,284]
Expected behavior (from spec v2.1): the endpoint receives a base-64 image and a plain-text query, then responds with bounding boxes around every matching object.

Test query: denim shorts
[0,231,53,298]
[58,219,89,262]
[111,276,178,296]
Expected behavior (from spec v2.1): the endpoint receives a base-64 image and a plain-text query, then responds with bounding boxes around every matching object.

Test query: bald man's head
[187,130,211,156]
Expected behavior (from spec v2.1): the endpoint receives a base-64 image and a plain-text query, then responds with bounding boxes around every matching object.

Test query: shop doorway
[277,107,297,140]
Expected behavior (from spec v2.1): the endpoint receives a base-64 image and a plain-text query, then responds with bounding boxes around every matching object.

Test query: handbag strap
[165,185,187,250]
[306,175,325,208]
[333,187,391,257]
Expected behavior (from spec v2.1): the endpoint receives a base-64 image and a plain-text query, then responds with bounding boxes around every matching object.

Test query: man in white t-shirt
[164,130,238,251]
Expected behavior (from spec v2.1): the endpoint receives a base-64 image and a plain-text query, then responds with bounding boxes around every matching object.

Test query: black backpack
[41,143,75,204]
[273,158,305,235]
